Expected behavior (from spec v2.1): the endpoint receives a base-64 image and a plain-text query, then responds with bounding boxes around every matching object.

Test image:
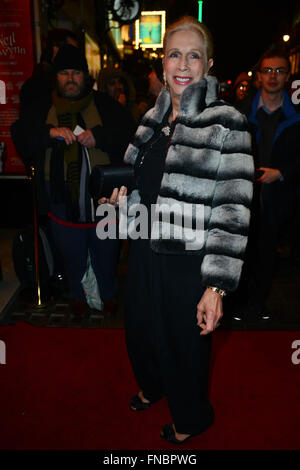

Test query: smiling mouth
[173,76,193,85]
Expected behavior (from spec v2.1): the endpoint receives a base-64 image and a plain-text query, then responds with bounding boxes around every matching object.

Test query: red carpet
[0,322,299,450]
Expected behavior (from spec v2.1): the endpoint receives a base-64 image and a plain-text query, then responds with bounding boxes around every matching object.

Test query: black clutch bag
[89,164,136,200]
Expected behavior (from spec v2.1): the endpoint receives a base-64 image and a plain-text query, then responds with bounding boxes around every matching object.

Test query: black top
[133,110,174,237]
[135,111,174,207]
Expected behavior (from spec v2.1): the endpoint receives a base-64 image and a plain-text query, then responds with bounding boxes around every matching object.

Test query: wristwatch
[207,286,227,297]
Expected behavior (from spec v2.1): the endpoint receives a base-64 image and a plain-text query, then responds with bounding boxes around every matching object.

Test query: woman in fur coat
[100,16,254,444]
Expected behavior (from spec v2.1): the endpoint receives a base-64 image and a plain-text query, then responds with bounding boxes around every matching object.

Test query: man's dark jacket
[11,89,135,215]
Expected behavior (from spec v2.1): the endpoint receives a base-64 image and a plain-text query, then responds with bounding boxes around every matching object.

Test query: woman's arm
[197,111,254,333]
[197,288,224,335]
[201,118,254,292]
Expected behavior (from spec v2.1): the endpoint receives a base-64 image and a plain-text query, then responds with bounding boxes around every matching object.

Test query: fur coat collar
[124,75,219,166]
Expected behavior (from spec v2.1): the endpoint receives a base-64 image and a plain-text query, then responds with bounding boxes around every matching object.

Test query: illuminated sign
[85,33,101,79]
[135,11,166,49]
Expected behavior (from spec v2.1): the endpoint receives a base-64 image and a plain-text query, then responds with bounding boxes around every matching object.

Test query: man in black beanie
[54,45,89,99]
[12,44,135,316]
[17,29,79,118]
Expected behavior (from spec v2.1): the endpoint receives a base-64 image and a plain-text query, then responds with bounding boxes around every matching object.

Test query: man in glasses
[233,48,300,324]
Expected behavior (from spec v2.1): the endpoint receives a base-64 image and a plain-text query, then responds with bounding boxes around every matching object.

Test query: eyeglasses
[260,67,288,75]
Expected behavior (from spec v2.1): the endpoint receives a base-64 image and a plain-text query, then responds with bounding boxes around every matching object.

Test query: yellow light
[198,1,203,22]
[248,71,253,77]
[283,34,290,42]
[135,11,166,49]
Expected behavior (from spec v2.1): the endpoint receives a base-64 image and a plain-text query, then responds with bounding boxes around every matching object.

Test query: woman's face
[235,81,249,101]
[163,29,213,102]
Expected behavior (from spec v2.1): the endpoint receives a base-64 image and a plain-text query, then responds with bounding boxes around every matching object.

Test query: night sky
[155,0,298,82]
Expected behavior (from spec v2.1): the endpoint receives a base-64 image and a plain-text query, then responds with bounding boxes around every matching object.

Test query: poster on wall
[0,0,34,174]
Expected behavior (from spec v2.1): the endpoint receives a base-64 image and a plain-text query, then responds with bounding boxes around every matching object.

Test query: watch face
[112,0,141,23]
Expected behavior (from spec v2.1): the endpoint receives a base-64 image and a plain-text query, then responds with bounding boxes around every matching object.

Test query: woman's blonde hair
[163,16,214,61]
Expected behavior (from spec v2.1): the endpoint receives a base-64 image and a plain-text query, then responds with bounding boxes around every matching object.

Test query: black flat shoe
[160,424,192,444]
[129,393,151,411]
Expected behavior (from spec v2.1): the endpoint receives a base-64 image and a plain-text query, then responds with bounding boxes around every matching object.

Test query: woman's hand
[196,288,223,335]
[50,127,76,146]
[98,186,127,206]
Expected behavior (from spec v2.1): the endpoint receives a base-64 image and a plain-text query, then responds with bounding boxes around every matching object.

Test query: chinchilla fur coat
[123,75,254,292]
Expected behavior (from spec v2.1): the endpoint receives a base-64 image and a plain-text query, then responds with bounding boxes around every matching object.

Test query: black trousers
[125,239,214,435]
[238,182,296,309]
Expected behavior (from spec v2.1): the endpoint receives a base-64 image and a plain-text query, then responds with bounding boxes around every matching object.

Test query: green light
[198,1,203,23]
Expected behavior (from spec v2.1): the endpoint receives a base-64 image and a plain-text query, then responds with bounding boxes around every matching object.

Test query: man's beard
[58,81,85,99]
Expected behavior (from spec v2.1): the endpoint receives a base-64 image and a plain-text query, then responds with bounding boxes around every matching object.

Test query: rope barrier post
[29,165,47,309]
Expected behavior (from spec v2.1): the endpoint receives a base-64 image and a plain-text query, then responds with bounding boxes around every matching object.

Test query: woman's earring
[163,73,169,90]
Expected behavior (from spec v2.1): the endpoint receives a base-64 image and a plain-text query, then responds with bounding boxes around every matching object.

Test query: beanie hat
[53,44,88,72]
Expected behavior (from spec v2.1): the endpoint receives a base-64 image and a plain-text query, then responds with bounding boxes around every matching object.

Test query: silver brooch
[161,126,171,136]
